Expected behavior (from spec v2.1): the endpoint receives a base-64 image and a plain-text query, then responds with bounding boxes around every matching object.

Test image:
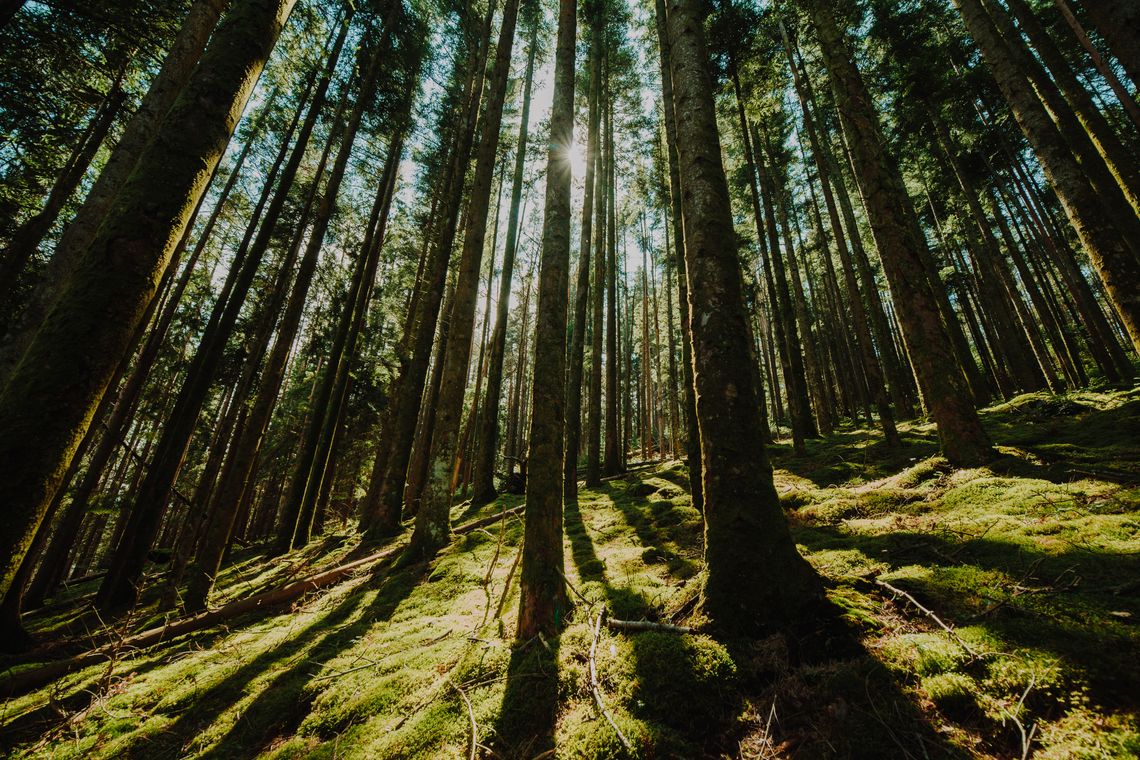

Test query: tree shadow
[196,559,428,758]
[491,636,561,759]
[590,480,701,582]
[87,553,413,759]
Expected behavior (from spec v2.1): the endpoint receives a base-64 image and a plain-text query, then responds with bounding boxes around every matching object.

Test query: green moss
[628,632,740,733]
[922,672,979,718]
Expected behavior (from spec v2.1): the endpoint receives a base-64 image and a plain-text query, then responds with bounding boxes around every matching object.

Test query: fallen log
[0,506,524,699]
[604,618,693,635]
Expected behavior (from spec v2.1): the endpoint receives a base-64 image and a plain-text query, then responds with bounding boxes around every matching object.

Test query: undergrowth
[1,388,1137,758]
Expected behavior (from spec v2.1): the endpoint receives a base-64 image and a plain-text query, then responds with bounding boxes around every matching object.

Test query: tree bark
[517,0,575,642]
[470,21,538,508]
[666,0,823,637]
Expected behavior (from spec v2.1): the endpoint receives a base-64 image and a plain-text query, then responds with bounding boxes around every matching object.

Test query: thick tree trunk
[808,0,994,467]
[665,0,822,637]
[0,0,231,383]
[0,0,295,604]
[516,0,575,642]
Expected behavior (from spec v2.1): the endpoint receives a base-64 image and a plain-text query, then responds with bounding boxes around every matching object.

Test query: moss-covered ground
[2,388,1138,758]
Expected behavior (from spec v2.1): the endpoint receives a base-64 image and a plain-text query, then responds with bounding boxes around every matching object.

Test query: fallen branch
[605,618,692,635]
[590,611,631,751]
[875,578,977,659]
[449,677,478,760]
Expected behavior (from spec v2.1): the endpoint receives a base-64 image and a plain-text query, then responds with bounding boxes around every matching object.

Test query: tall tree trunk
[0,0,232,382]
[0,0,295,604]
[653,0,700,506]
[517,0,574,642]
[470,22,538,508]
[1056,0,1140,126]
[565,13,602,501]
[807,0,994,467]
[409,0,519,559]
[273,11,400,552]
[665,0,822,637]
[362,3,495,539]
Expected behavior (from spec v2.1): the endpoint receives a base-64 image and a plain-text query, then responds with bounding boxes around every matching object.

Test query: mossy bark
[517,0,575,642]
[665,0,823,637]
[0,0,295,603]
[807,0,994,468]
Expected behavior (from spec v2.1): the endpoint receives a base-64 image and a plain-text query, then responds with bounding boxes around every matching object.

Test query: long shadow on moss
[98,555,410,758]
[797,524,1140,707]
[491,637,561,759]
[592,479,701,581]
[196,559,427,758]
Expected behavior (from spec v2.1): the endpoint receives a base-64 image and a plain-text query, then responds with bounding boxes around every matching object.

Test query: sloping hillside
[2,389,1138,759]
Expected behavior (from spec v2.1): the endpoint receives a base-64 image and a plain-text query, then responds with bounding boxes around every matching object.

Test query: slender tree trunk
[1056,0,1140,126]
[665,0,822,637]
[95,13,337,613]
[363,3,495,539]
[470,23,538,508]
[517,0,574,642]
[565,14,602,501]
[409,0,519,558]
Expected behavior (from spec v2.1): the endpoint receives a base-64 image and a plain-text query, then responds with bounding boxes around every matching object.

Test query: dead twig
[1000,674,1037,760]
[875,578,978,659]
[605,618,693,635]
[448,676,478,760]
[590,611,632,751]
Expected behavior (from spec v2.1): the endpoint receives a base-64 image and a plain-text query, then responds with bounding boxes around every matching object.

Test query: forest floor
[1,388,1139,759]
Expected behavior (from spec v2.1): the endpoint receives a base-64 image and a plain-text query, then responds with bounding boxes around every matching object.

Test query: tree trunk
[0,0,232,383]
[0,74,126,304]
[470,21,538,508]
[565,15,602,500]
[362,2,495,539]
[517,0,575,642]
[653,0,700,506]
[665,0,822,637]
